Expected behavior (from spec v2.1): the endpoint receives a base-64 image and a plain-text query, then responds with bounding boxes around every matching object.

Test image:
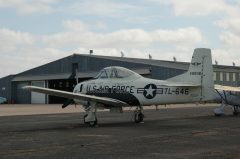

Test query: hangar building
[0,53,240,104]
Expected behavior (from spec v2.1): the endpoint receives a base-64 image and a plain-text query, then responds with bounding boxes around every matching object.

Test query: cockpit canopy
[95,66,141,79]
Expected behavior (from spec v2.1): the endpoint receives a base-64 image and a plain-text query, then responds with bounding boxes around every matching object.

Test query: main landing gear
[233,106,240,116]
[213,90,240,116]
[134,106,144,123]
[214,101,240,116]
[83,103,146,126]
[83,102,98,127]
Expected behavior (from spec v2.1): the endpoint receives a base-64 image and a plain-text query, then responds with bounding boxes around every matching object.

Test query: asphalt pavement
[0,104,239,159]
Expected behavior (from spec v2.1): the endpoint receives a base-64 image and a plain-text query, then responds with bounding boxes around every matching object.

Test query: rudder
[168,48,215,101]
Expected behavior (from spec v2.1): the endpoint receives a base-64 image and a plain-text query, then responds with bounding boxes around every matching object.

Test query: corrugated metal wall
[15,82,31,104]
[0,75,14,101]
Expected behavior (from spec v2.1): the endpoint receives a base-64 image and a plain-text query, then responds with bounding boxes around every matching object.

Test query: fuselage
[73,76,202,107]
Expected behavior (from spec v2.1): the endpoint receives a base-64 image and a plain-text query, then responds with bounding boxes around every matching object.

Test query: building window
[66,82,69,88]
[220,72,223,81]
[59,82,63,88]
[226,72,230,81]
[213,72,217,81]
[232,73,236,82]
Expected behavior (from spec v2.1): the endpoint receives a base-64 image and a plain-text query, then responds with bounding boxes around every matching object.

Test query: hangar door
[31,81,45,104]
[16,82,31,104]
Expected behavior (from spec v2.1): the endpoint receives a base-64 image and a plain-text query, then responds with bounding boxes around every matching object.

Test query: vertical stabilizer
[168,48,214,101]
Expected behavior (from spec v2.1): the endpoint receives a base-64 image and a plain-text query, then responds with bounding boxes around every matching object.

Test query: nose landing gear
[134,106,144,123]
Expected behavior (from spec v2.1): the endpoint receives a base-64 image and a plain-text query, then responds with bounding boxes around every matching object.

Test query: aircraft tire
[233,106,239,116]
[134,113,144,123]
[88,119,98,127]
[214,113,223,117]
[233,111,239,116]
[83,114,98,127]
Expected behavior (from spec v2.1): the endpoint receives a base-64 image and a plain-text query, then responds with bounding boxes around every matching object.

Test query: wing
[23,86,128,107]
[215,84,240,92]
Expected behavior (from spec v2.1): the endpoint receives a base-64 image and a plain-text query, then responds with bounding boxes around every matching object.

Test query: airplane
[23,48,215,126]
[213,84,240,116]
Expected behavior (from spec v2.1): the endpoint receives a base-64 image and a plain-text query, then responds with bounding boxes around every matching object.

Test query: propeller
[62,99,75,109]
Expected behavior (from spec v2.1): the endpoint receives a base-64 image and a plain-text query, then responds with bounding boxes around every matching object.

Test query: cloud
[43,20,203,49]
[0,0,60,14]
[210,3,240,60]
[0,28,35,52]
[151,0,239,17]
[0,45,68,77]
[212,48,240,66]
[65,0,138,17]
[0,27,68,77]
[63,20,89,32]
[215,18,240,47]
[0,19,204,77]
[219,32,240,47]
[149,0,240,66]
[42,20,203,67]
[215,18,240,34]
[170,0,225,16]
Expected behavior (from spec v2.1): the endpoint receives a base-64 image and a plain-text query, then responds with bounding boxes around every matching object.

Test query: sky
[0,0,240,78]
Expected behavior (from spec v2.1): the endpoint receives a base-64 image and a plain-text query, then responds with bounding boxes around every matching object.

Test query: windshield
[95,69,108,79]
[111,68,134,78]
[95,66,139,79]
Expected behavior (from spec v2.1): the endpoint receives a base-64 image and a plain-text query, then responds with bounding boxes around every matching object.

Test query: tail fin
[168,48,215,101]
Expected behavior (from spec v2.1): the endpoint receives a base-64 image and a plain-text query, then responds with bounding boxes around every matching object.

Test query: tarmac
[0,104,240,159]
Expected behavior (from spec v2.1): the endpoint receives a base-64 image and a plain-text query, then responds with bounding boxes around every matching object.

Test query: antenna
[89,50,93,55]
[149,54,152,60]
[173,56,177,62]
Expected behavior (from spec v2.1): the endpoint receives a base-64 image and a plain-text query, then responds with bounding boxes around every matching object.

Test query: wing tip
[22,86,31,90]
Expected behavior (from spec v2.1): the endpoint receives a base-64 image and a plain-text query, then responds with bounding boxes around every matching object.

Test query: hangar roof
[8,53,240,82]
[77,54,190,70]
[78,54,240,72]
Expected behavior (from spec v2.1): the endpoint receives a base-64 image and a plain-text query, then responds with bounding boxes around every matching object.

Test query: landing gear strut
[233,106,240,116]
[134,106,144,123]
[214,89,229,116]
[214,101,226,116]
[83,102,98,127]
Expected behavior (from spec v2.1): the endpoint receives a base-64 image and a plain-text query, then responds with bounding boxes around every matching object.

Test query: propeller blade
[62,99,74,109]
